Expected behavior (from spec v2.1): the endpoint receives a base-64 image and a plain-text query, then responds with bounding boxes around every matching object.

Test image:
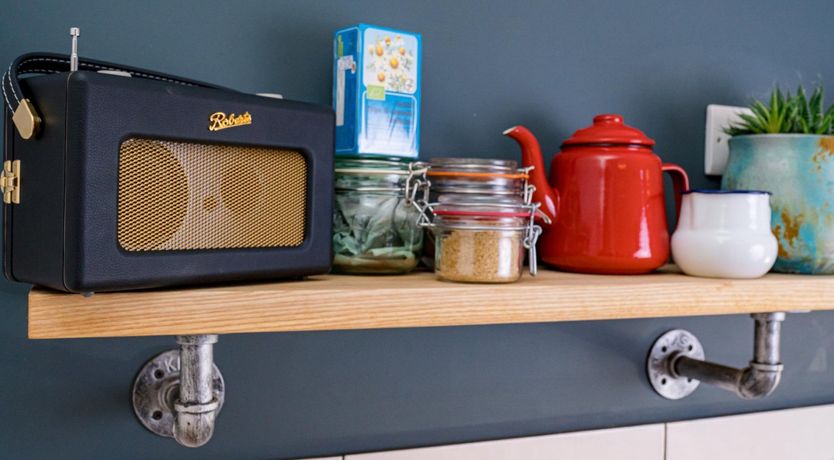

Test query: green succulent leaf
[725,82,834,135]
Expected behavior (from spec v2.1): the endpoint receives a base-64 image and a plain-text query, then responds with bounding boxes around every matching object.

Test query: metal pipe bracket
[132,335,225,447]
[647,313,786,400]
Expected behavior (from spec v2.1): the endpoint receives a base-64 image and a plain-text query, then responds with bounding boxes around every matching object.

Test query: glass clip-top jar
[417,158,550,283]
[333,156,429,274]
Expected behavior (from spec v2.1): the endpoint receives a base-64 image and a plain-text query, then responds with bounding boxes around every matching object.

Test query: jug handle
[661,163,690,222]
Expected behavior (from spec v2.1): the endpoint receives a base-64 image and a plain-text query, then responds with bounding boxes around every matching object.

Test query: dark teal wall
[3,1,834,459]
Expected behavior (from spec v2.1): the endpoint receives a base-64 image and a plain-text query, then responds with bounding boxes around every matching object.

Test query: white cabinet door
[346,424,664,460]
[667,404,834,460]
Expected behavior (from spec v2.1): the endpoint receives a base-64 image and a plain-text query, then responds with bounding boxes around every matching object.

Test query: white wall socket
[704,104,753,175]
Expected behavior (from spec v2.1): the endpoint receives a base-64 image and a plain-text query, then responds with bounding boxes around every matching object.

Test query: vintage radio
[2,30,333,292]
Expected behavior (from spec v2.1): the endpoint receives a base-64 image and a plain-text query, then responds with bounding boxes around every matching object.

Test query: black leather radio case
[3,54,333,293]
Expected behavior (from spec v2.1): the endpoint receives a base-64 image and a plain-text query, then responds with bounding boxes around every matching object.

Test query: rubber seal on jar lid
[433,209,531,218]
[429,157,518,171]
[427,170,529,179]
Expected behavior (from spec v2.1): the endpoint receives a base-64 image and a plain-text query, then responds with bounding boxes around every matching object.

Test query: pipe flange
[132,350,225,438]
[647,329,705,400]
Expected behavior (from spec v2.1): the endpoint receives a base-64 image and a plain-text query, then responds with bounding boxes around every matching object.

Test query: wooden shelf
[27,266,832,339]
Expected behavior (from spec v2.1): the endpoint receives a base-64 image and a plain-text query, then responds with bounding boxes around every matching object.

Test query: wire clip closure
[413,164,549,275]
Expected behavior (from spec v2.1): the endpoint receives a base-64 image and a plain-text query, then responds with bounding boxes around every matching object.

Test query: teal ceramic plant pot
[722,134,834,273]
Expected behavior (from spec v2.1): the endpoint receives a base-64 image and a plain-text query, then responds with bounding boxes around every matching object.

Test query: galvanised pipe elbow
[737,362,783,400]
[133,335,225,448]
[648,312,786,400]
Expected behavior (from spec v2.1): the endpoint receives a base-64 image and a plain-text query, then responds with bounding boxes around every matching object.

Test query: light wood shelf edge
[27,266,830,339]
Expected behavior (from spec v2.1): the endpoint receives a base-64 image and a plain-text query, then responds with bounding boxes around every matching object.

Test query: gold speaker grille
[118,138,307,251]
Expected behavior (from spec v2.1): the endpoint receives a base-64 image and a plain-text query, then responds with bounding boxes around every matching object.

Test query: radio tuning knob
[69,27,80,71]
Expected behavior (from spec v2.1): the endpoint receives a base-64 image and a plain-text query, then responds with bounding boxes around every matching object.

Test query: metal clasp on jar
[524,202,550,275]
[405,161,432,226]
[521,165,536,206]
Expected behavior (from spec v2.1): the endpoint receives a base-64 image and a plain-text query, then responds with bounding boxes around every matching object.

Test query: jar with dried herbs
[332,156,424,274]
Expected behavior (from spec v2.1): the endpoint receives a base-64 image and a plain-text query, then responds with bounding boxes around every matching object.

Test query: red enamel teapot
[504,114,689,274]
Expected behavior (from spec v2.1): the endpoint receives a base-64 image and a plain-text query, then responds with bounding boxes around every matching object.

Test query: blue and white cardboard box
[333,24,421,158]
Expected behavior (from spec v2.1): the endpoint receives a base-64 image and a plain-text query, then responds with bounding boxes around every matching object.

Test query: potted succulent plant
[723,84,834,273]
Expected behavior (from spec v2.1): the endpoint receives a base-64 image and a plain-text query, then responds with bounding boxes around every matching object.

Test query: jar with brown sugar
[433,207,531,283]
[423,158,545,283]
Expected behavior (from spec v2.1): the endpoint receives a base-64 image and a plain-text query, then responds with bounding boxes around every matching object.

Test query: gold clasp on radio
[1,160,21,204]
[12,99,42,140]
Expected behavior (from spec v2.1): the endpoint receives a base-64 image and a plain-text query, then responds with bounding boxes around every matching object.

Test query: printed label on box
[334,24,421,158]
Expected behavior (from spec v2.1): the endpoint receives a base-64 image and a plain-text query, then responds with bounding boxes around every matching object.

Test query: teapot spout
[503,125,559,222]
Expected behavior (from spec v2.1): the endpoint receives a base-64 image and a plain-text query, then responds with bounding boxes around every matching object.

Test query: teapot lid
[562,114,655,147]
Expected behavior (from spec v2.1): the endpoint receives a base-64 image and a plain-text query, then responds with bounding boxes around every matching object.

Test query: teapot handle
[661,163,690,222]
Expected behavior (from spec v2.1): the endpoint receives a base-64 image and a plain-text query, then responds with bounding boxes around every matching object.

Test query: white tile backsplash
[346,424,664,460]
[667,404,834,460]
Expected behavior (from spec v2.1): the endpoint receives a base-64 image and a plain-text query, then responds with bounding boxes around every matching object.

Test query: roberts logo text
[209,111,252,131]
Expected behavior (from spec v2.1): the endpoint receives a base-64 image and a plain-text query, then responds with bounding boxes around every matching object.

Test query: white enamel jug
[671,190,777,279]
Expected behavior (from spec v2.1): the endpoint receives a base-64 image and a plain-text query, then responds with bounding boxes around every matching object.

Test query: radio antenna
[69,27,80,71]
